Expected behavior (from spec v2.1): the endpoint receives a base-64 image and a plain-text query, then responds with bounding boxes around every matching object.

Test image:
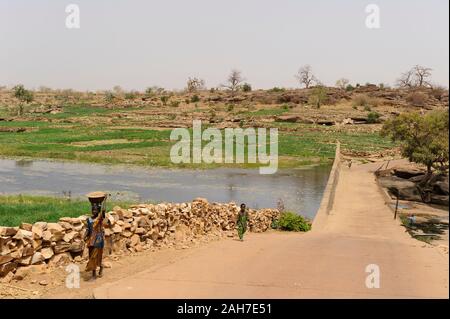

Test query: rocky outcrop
[0,199,279,279]
[376,165,449,206]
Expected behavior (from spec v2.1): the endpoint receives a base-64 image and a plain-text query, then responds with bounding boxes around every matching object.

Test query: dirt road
[90,161,448,299]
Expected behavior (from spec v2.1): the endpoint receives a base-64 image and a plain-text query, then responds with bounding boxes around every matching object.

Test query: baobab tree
[295,65,318,89]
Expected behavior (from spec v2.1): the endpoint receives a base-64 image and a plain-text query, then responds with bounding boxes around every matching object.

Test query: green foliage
[381,110,449,173]
[191,95,200,103]
[227,104,234,112]
[241,83,252,92]
[276,212,311,232]
[308,86,327,108]
[13,85,34,103]
[367,111,381,124]
[270,87,286,93]
[345,84,355,92]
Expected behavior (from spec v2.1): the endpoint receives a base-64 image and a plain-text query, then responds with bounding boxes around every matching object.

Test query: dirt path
[37,160,448,299]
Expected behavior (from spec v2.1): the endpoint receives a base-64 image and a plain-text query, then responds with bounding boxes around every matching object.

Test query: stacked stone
[0,198,279,279]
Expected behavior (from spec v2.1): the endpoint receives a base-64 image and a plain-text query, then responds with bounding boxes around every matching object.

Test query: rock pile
[0,199,279,280]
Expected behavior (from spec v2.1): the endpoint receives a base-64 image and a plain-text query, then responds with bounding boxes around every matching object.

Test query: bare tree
[397,65,433,88]
[397,69,415,88]
[335,78,350,89]
[295,65,317,88]
[186,77,206,93]
[413,65,432,87]
[222,69,244,95]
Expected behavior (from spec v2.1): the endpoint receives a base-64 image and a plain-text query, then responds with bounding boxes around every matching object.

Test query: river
[0,158,331,219]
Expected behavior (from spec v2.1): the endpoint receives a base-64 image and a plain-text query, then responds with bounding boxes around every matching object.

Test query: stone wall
[0,198,279,279]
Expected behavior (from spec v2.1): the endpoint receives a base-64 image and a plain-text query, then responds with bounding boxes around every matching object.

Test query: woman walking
[85,192,107,280]
[237,203,249,241]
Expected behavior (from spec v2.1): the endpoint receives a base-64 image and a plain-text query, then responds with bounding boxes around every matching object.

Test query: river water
[0,159,331,219]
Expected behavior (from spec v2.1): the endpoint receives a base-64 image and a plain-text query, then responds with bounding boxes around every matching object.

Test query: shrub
[345,84,355,92]
[367,111,381,123]
[406,91,428,106]
[276,212,311,232]
[170,101,181,107]
[104,91,115,103]
[281,104,290,110]
[124,92,137,100]
[270,87,286,93]
[227,104,234,112]
[160,96,170,106]
[191,95,200,103]
[308,86,328,108]
[12,85,33,104]
[241,83,252,92]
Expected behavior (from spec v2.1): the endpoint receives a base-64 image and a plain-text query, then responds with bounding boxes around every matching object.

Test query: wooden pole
[394,192,399,220]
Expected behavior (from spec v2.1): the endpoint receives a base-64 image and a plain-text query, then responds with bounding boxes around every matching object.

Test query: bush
[345,84,355,92]
[160,96,170,106]
[104,91,115,103]
[367,111,381,123]
[12,85,33,104]
[275,212,311,232]
[270,87,286,93]
[308,86,327,108]
[241,83,252,92]
[170,101,181,108]
[406,91,428,107]
[191,95,200,103]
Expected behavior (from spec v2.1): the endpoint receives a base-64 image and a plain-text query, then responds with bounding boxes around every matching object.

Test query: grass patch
[244,108,289,117]
[0,195,132,227]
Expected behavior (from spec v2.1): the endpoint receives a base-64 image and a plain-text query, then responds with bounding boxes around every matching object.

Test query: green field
[0,105,395,168]
[0,121,393,168]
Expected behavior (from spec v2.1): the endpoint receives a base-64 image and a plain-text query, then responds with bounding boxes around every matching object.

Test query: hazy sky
[1,0,448,91]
